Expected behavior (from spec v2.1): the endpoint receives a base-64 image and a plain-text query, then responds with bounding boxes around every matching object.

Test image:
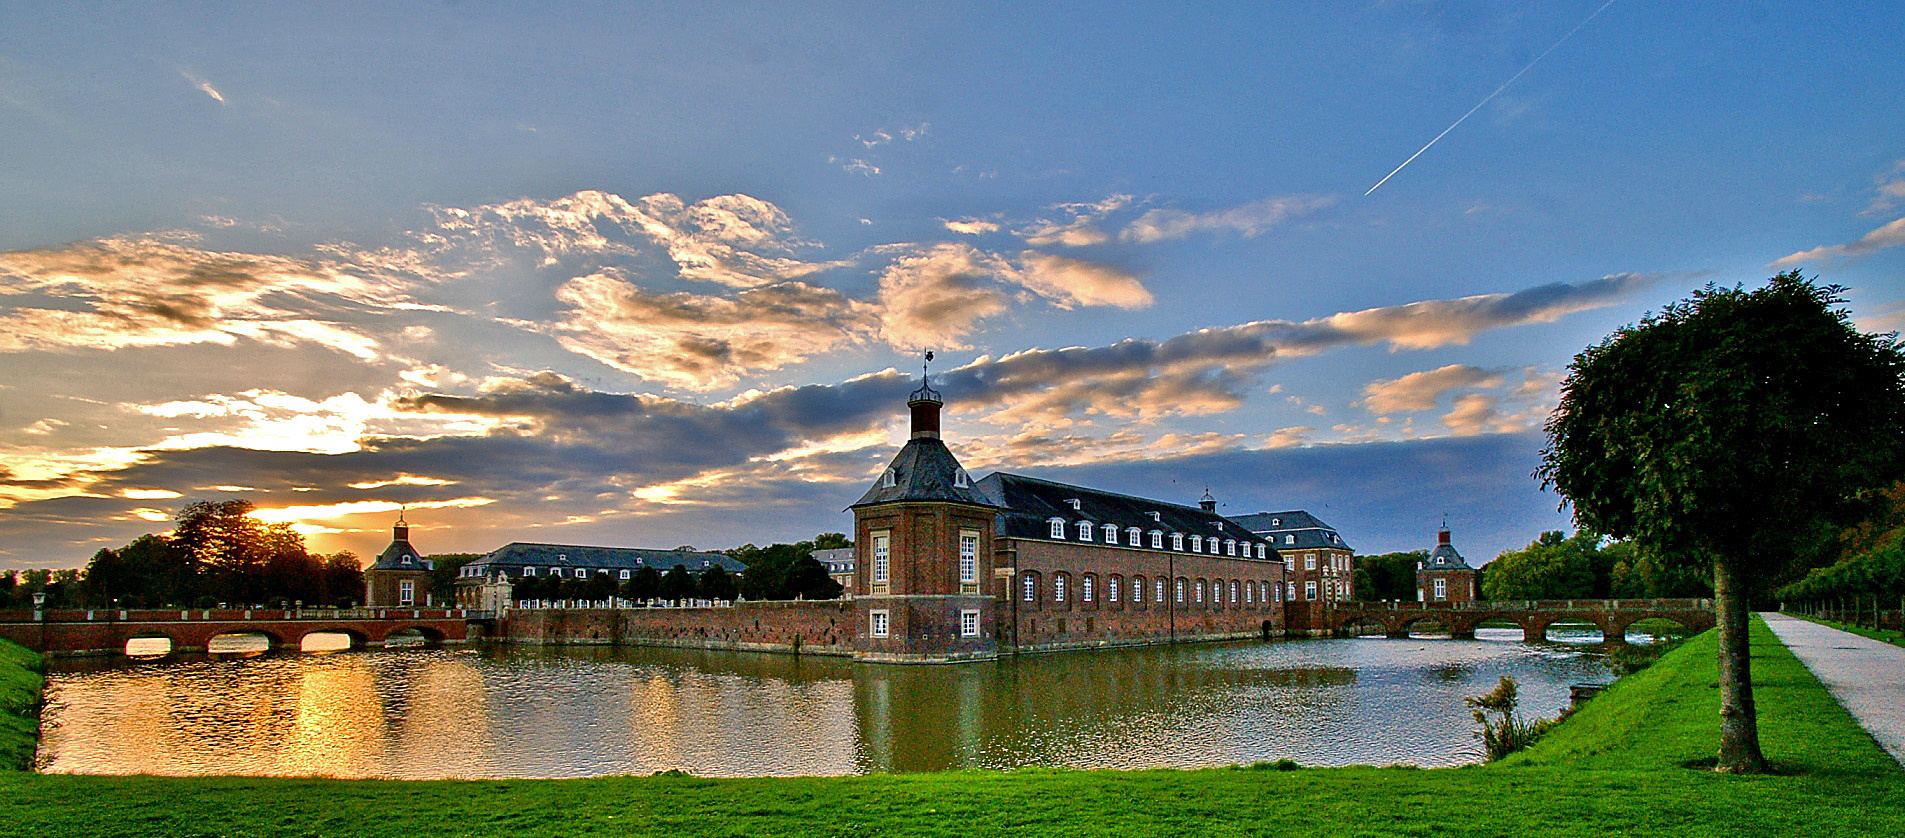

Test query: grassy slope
[0,620,1897,838]
[0,639,41,772]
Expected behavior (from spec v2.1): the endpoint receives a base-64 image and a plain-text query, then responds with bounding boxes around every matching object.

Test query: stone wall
[500,600,857,657]
[1000,537,1288,653]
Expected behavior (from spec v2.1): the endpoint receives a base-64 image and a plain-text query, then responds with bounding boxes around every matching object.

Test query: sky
[4,1,1904,570]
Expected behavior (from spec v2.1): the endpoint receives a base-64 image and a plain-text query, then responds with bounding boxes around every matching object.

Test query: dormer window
[1078,521,1094,541]
[1215,521,1224,531]
[1172,532,1184,551]
[400,555,412,565]
[1271,518,1282,527]
[882,468,898,488]
[1255,544,1266,559]
[1149,530,1163,549]
[1190,536,1202,553]
[1148,511,1162,522]
[1066,498,1082,511]
[1284,535,1295,545]
[1049,518,1066,539]
[1102,523,1118,544]
[953,468,970,488]
[1225,539,1237,556]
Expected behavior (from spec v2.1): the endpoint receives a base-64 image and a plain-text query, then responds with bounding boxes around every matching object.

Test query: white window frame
[1231,580,1240,603]
[399,579,415,606]
[1305,581,1318,601]
[619,569,631,580]
[1157,578,1167,603]
[1190,536,1202,553]
[1022,573,1037,602]
[960,609,980,637]
[1149,530,1163,549]
[1054,574,1068,602]
[1082,575,1095,602]
[870,609,889,638]
[1434,578,1447,601]
[1175,578,1186,603]
[1102,523,1118,544]
[1256,544,1266,559]
[1132,577,1144,603]
[1305,554,1316,571]
[1050,518,1066,539]
[1078,521,1094,541]
[872,532,890,584]
[1127,526,1142,546]
[1108,576,1120,602]
[1226,539,1237,556]
[959,530,979,584]
[1172,532,1184,551]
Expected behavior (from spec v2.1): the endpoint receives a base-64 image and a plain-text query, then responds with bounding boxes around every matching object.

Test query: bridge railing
[0,606,485,623]
[1331,598,1713,613]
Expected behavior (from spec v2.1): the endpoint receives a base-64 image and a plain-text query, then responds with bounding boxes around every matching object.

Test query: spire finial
[397,504,407,526]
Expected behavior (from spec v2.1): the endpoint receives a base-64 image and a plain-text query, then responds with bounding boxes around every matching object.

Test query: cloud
[1121,195,1336,243]
[1298,272,1661,351]
[1018,195,1132,247]
[1014,252,1153,309]
[944,219,1000,235]
[551,272,877,389]
[1866,160,1905,216]
[0,236,407,355]
[180,70,224,104]
[1772,216,1905,269]
[1361,365,1505,414]
[872,244,1013,348]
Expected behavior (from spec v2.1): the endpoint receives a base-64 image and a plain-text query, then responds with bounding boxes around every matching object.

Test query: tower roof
[850,436,993,508]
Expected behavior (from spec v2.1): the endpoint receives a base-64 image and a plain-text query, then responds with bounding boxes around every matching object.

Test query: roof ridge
[988,471,1214,513]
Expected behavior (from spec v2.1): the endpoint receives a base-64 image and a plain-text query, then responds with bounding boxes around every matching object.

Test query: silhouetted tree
[660,564,697,603]
[622,566,662,603]
[698,565,737,601]
[1351,551,1427,601]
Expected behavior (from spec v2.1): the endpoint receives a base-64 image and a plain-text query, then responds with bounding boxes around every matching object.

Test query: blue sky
[4,1,1903,569]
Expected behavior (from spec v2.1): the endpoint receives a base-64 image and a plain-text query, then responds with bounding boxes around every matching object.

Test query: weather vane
[923,350,934,379]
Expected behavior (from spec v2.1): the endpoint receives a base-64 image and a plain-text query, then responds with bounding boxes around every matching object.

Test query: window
[953,468,970,488]
[1108,576,1120,603]
[619,569,631,580]
[1050,518,1066,539]
[1157,578,1167,603]
[1305,554,1316,571]
[1082,575,1095,602]
[881,468,897,488]
[873,533,890,584]
[1434,578,1447,600]
[1103,523,1118,544]
[1079,521,1094,541]
[1211,580,1221,604]
[1256,544,1267,559]
[523,566,537,577]
[1172,532,1184,551]
[1054,574,1068,602]
[1149,530,1163,549]
[399,579,415,606]
[1190,535,1202,553]
[1127,526,1142,546]
[1226,539,1237,556]
[1231,581,1240,603]
[959,531,979,584]
[1175,578,1186,603]
[1284,535,1295,545]
[1022,573,1037,602]
[870,610,889,637]
[1246,582,1255,604]
[1305,581,1318,601]
[960,609,980,637]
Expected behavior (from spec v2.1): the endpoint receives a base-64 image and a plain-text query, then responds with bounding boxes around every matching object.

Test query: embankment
[0,638,42,771]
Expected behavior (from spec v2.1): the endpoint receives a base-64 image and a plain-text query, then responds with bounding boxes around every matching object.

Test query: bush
[1467,676,1560,761]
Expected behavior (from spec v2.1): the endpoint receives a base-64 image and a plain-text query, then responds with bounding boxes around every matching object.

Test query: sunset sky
[4,2,1903,570]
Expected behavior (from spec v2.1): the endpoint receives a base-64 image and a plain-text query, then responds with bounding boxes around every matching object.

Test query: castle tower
[1416,523,1477,604]
[364,511,434,607]
[848,375,1000,662]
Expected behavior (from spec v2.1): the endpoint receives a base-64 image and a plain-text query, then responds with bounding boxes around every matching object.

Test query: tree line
[459,534,850,606]
[8,500,363,609]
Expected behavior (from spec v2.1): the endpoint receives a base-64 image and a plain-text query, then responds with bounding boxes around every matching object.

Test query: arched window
[1022,572,1038,603]
[1284,534,1296,546]
[1054,573,1069,602]
[1127,526,1142,546]
[1210,579,1221,605]
[1157,577,1167,603]
[1082,574,1095,602]
[1175,578,1186,603]
[1231,580,1241,603]
[1255,543,1266,559]
[1226,539,1237,556]
[1108,575,1121,603]
[1049,518,1066,539]
[1197,580,1208,604]
[1131,574,1145,603]
[1171,532,1184,551]
[1190,535,1202,553]
[1245,581,1255,603]
[1102,523,1119,544]
[1078,521,1094,541]
[1149,530,1163,549]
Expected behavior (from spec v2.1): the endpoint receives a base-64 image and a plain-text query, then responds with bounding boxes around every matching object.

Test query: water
[37,628,1623,779]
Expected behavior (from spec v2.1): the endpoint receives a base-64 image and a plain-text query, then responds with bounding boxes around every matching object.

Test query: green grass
[1786,612,1905,647]
[0,639,42,772]
[0,619,1897,837]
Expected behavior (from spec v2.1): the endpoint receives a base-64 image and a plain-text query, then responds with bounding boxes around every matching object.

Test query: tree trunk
[1713,559,1768,773]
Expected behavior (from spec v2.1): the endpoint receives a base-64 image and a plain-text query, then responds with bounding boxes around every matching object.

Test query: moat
[35,629,1634,778]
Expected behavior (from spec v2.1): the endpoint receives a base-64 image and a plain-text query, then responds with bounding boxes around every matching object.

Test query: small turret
[1199,489,1217,513]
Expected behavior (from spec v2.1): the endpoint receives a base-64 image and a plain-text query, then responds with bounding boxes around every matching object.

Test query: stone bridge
[1291,598,1715,641]
[0,606,493,657]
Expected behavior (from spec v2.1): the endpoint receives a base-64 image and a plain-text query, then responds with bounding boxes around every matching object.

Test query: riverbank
[1,620,1898,837]
[0,639,41,772]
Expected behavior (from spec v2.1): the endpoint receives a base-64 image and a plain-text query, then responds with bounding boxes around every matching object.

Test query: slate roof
[1231,510,1353,552]
[973,472,1278,558]
[813,546,855,573]
[368,530,430,571]
[850,437,993,509]
[468,542,745,575]
[1426,537,1472,570]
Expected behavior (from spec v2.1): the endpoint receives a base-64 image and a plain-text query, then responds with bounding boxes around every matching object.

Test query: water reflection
[40,636,1615,779]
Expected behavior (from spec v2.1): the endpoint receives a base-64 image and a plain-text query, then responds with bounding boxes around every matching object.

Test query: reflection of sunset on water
[280,665,386,777]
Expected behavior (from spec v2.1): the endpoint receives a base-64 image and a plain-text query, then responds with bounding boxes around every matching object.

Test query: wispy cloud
[180,70,225,104]
[1121,195,1336,243]
[1866,160,1905,216]
[1772,216,1905,269]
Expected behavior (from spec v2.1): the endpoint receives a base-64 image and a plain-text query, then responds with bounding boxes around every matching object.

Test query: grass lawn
[0,640,41,772]
[1785,612,1905,647]
[1,619,1898,838]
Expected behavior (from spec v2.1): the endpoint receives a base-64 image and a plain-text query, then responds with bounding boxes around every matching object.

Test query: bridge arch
[296,627,370,652]
[375,624,448,647]
[1608,614,1698,642]
[205,627,287,655]
[122,633,176,658]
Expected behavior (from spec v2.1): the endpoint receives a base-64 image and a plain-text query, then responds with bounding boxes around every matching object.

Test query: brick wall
[1000,537,1288,652]
[500,600,857,657]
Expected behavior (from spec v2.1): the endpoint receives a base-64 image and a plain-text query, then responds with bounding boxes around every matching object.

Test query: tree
[1351,550,1427,601]
[1539,273,1905,773]
[622,566,662,603]
[812,532,852,550]
[1481,531,1607,601]
[659,564,698,603]
[585,570,619,604]
[698,565,737,602]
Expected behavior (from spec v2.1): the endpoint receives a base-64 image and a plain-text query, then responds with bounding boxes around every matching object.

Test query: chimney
[1438,527,1451,546]
[394,509,410,543]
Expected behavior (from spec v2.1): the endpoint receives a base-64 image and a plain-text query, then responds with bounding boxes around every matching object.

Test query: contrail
[1366,0,1619,196]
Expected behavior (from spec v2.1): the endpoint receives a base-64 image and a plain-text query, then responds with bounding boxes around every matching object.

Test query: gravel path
[1761,611,1905,767]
